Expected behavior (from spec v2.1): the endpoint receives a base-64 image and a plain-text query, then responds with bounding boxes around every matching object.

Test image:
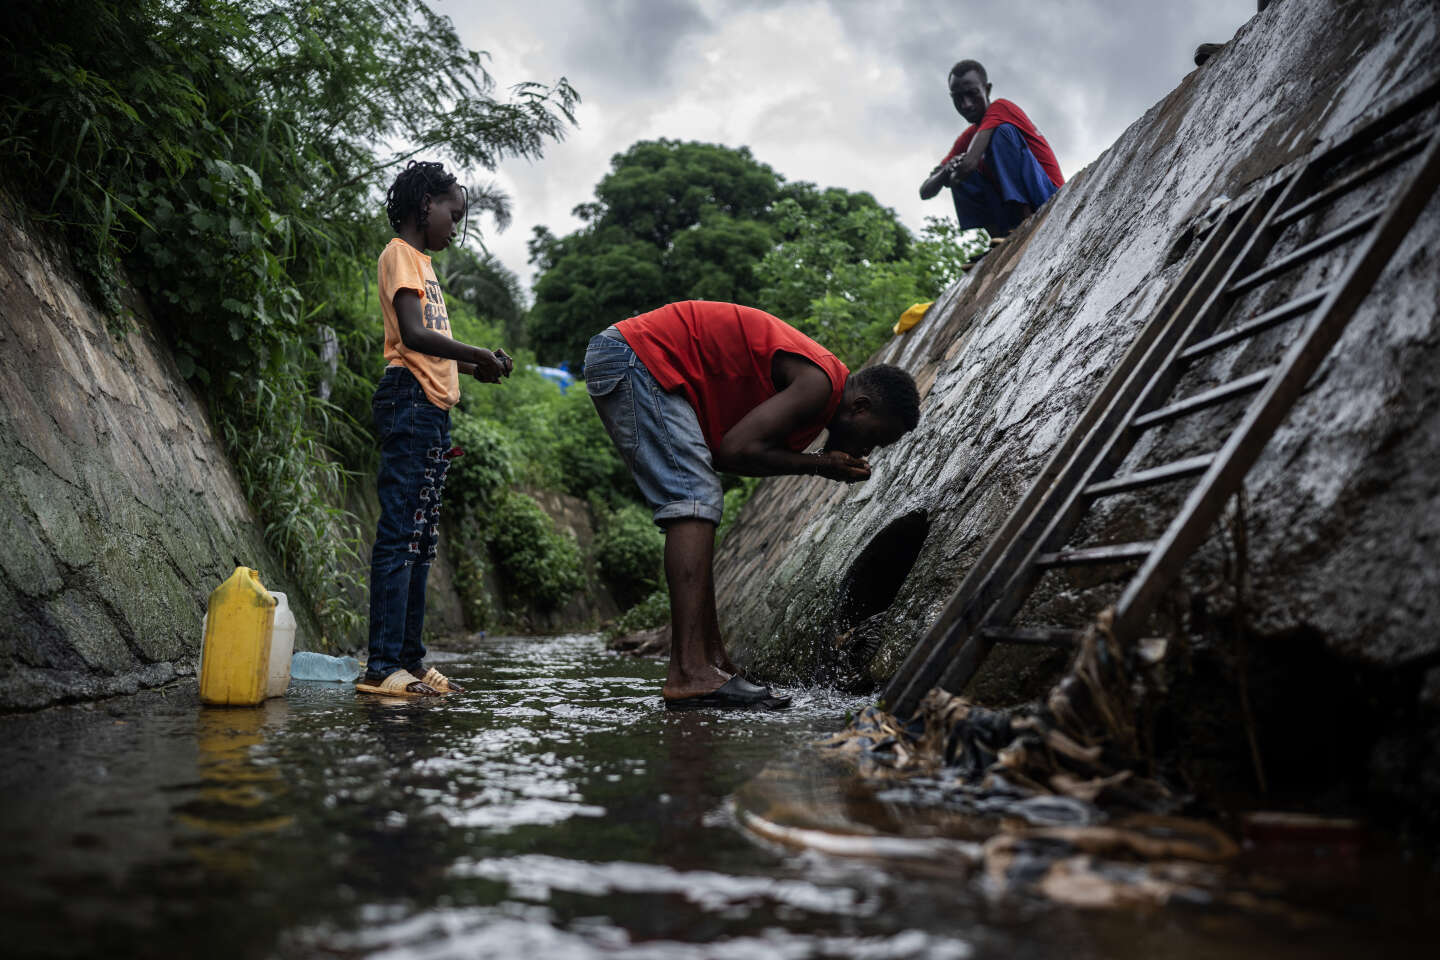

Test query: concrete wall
[0,195,333,708]
[0,189,502,709]
[715,0,1440,701]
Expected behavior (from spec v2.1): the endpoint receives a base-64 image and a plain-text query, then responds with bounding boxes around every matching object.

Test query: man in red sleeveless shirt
[920,59,1064,238]
[585,302,920,711]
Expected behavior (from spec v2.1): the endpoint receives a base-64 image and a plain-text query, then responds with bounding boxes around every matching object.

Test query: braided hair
[385,160,467,237]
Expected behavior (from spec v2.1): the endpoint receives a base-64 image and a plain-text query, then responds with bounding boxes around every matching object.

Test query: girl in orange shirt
[358,160,512,697]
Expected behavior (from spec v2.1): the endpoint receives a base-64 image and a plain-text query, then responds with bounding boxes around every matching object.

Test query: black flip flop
[665,675,792,712]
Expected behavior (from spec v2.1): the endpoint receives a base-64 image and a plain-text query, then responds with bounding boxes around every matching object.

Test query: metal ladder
[883,81,1440,721]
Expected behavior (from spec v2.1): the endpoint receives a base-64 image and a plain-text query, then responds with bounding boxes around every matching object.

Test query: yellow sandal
[355,669,439,697]
[418,666,464,693]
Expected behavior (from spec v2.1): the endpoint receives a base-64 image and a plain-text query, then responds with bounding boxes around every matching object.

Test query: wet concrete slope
[716,0,1439,733]
[0,194,405,710]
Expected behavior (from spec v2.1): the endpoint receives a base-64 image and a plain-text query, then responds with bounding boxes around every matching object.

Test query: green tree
[526,140,783,368]
[757,187,979,367]
[2,0,577,387]
[525,143,976,372]
[758,186,910,322]
[435,245,529,347]
[527,229,668,369]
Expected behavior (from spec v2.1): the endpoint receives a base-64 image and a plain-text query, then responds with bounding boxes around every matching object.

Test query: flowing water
[0,633,1433,959]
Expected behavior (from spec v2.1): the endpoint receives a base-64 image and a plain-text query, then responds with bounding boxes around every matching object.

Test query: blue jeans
[584,328,724,526]
[951,123,1059,237]
[367,366,452,676]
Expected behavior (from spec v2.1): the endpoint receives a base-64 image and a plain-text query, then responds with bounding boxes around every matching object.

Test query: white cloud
[436,0,1259,294]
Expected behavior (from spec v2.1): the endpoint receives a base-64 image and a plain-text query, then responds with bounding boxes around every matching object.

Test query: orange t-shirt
[377,238,459,409]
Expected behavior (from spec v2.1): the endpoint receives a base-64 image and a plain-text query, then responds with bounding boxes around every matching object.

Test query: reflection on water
[0,633,1432,959]
[176,702,296,874]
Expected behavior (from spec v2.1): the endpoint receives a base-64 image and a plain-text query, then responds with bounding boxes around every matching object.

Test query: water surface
[0,633,1431,958]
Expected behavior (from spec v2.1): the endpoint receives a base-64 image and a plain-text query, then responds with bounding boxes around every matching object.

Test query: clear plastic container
[266,592,297,698]
[289,651,362,683]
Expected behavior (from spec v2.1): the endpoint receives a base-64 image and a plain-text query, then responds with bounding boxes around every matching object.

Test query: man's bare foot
[662,664,731,701]
[664,675,792,712]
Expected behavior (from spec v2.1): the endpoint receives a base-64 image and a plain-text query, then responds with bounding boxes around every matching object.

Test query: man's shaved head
[824,364,920,458]
[948,59,987,85]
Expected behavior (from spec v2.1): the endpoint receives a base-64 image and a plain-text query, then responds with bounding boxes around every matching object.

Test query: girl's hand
[471,348,506,383]
[494,348,514,378]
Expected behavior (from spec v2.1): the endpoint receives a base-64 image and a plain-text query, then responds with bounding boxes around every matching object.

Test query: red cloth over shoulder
[614,301,849,452]
[940,98,1065,188]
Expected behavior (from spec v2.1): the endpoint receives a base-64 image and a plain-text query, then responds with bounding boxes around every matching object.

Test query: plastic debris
[893,301,934,336]
[289,651,361,683]
[533,363,575,392]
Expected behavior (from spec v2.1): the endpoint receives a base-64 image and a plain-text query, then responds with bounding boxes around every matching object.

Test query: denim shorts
[584,328,724,526]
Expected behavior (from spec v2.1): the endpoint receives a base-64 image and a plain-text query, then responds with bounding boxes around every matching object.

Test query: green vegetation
[220,347,369,641]
[485,491,585,613]
[600,587,670,644]
[527,140,783,370]
[413,290,606,629]
[1,0,576,644]
[4,4,976,646]
[758,189,986,368]
[525,138,978,371]
[593,504,665,608]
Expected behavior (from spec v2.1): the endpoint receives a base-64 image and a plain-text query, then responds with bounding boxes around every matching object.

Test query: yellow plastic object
[176,704,295,873]
[893,301,933,335]
[199,567,277,706]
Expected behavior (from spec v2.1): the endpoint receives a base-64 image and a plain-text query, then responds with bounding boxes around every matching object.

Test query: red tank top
[615,301,849,452]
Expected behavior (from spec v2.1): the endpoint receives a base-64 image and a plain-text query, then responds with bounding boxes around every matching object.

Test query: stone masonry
[715,0,1440,704]
[0,195,324,710]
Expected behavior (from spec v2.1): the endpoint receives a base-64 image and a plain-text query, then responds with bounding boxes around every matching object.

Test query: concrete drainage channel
[816,510,931,691]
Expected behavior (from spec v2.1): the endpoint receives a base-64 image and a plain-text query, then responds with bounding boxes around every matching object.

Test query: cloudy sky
[438,0,1259,291]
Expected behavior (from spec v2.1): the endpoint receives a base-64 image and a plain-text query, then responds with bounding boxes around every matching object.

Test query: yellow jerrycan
[200,567,277,706]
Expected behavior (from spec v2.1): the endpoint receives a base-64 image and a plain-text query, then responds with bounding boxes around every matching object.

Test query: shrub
[552,388,634,502]
[449,515,495,630]
[485,490,584,611]
[602,586,670,643]
[594,503,664,607]
[447,413,517,514]
[218,343,368,647]
[456,362,566,489]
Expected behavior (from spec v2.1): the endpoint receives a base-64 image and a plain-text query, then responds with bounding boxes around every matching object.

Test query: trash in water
[795,608,1282,911]
[289,651,361,683]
